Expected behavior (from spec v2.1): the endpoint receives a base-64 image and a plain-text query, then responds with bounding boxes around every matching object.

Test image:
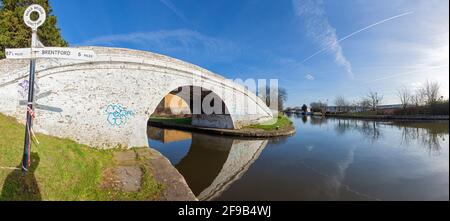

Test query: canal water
[147,115,449,201]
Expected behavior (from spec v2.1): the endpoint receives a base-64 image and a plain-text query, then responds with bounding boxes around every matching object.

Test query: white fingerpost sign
[23,4,46,31]
[6,4,96,60]
[3,4,96,173]
[5,48,32,59]
[6,47,96,60]
[37,47,96,60]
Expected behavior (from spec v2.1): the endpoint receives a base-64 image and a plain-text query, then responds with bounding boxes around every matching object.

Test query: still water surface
[148,115,449,201]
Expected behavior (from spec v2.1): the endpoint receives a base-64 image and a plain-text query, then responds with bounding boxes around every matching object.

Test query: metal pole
[21,31,37,173]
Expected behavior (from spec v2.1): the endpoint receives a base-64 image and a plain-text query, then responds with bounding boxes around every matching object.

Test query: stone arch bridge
[0,47,273,148]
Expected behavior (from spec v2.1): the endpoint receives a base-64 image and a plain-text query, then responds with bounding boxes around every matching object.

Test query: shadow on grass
[1,152,41,201]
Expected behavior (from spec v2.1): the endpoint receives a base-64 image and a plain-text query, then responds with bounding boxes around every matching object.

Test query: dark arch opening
[150,86,235,129]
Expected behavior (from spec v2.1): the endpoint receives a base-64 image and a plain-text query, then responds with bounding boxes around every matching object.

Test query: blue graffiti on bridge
[106,104,135,126]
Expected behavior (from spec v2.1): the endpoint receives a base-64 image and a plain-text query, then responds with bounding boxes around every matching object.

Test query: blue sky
[50,0,449,107]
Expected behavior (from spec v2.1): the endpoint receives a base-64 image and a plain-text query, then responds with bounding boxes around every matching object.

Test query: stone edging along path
[147,120,297,138]
[109,148,198,201]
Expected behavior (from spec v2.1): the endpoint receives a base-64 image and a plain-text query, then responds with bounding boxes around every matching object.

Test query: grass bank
[0,113,162,201]
[244,115,293,131]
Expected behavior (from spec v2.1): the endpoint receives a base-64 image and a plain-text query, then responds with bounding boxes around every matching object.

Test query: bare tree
[350,99,360,112]
[397,86,411,109]
[278,87,288,111]
[359,97,372,111]
[310,101,327,113]
[411,87,426,107]
[334,96,347,112]
[259,86,288,112]
[424,80,440,104]
[366,91,383,111]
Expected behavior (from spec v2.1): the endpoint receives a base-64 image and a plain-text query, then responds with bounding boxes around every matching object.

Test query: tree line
[394,81,447,115]
[0,0,67,59]
[296,80,447,115]
[304,92,380,114]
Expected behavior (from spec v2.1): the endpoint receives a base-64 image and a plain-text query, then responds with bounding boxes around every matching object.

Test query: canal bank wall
[141,148,198,201]
[147,120,296,138]
[324,114,449,121]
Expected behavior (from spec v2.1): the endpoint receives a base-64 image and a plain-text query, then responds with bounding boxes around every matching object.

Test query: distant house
[326,106,338,113]
[284,107,305,114]
[284,107,295,113]
[377,104,403,110]
[326,106,365,113]
[376,104,404,115]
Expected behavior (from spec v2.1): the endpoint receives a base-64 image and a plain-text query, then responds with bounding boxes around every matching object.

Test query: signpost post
[4,4,96,173]
[21,4,45,173]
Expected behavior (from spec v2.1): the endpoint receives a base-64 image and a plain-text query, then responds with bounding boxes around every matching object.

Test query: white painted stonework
[0,47,273,148]
[197,138,267,201]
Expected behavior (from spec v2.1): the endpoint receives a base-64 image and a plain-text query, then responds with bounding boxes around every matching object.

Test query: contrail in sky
[365,64,448,83]
[159,0,190,24]
[301,11,415,64]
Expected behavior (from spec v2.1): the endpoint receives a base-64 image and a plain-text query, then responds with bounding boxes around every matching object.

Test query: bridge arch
[152,85,236,129]
[0,47,273,148]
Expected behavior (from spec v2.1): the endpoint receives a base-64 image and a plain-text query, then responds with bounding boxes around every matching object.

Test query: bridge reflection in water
[148,116,448,201]
[148,126,267,201]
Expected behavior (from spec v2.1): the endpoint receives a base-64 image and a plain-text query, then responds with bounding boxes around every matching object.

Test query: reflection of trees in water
[334,119,353,136]
[310,116,328,126]
[291,113,308,124]
[330,118,448,153]
[333,118,382,143]
[359,121,382,143]
[301,116,308,124]
[390,121,449,154]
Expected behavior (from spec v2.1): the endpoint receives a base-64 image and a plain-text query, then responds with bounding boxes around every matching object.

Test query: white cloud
[292,0,353,78]
[365,30,449,87]
[305,74,315,80]
[77,29,237,57]
[411,82,423,90]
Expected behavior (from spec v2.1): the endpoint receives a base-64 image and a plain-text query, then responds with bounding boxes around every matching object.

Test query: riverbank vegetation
[149,114,294,132]
[393,100,449,116]
[244,115,293,131]
[0,113,162,201]
[148,114,295,137]
[296,80,448,118]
